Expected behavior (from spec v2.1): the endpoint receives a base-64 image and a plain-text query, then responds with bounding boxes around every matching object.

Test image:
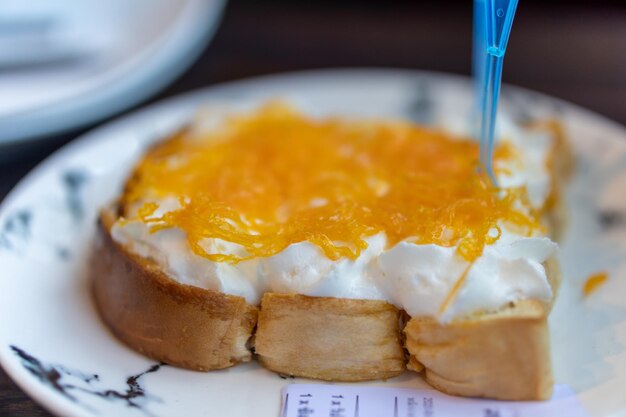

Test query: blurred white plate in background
[0,0,226,146]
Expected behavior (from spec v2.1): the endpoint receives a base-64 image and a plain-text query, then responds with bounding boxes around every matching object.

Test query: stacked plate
[0,0,226,149]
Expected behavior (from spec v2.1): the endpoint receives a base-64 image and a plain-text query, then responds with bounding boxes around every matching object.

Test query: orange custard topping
[122,103,540,263]
[583,272,608,297]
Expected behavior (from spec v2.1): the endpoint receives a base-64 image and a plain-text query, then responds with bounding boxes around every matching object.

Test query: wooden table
[1,1,625,415]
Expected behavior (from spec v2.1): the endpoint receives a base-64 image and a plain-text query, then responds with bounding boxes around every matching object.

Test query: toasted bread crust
[404,300,553,400]
[91,207,258,371]
[255,293,406,381]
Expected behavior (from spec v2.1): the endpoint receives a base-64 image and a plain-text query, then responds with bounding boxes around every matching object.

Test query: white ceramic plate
[0,0,226,146]
[0,69,625,417]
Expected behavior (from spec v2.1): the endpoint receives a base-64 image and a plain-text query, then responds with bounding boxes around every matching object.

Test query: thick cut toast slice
[92,207,258,371]
[254,293,406,381]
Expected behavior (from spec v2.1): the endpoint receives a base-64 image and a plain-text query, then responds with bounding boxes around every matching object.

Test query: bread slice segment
[92,207,258,371]
[403,256,560,401]
[404,300,553,400]
[255,293,406,381]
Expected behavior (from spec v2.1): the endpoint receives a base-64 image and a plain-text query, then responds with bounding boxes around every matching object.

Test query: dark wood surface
[1,1,625,416]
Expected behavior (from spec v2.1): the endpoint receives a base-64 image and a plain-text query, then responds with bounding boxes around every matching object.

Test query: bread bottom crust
[254,293,406,381]
[92,208,257,371]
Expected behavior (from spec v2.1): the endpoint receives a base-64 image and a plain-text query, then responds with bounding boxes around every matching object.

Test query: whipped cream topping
[111,112,559,322]
[372,231,556,321]
[112,224,557,323]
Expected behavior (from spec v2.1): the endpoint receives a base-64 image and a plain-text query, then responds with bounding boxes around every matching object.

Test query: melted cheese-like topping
[122,103,540,263]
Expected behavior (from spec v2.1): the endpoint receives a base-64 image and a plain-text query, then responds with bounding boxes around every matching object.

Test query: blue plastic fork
[473,0,519,184]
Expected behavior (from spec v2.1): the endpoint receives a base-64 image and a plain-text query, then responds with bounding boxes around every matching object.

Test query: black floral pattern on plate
[55,245,72,260]
[407,80,435,125]
[598,210,626,229]
[501,89,565,125]
[61,169,89,223]
[11,345,165,416]
[0,209,32,251]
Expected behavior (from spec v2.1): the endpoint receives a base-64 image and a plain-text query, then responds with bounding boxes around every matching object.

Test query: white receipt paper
[280,384,588,417]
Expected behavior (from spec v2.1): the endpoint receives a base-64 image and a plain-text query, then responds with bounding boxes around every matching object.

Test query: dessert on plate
[91,102,569,400]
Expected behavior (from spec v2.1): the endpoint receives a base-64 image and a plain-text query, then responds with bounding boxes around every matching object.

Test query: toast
[91,103,568,400]
[255,293,405,381]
